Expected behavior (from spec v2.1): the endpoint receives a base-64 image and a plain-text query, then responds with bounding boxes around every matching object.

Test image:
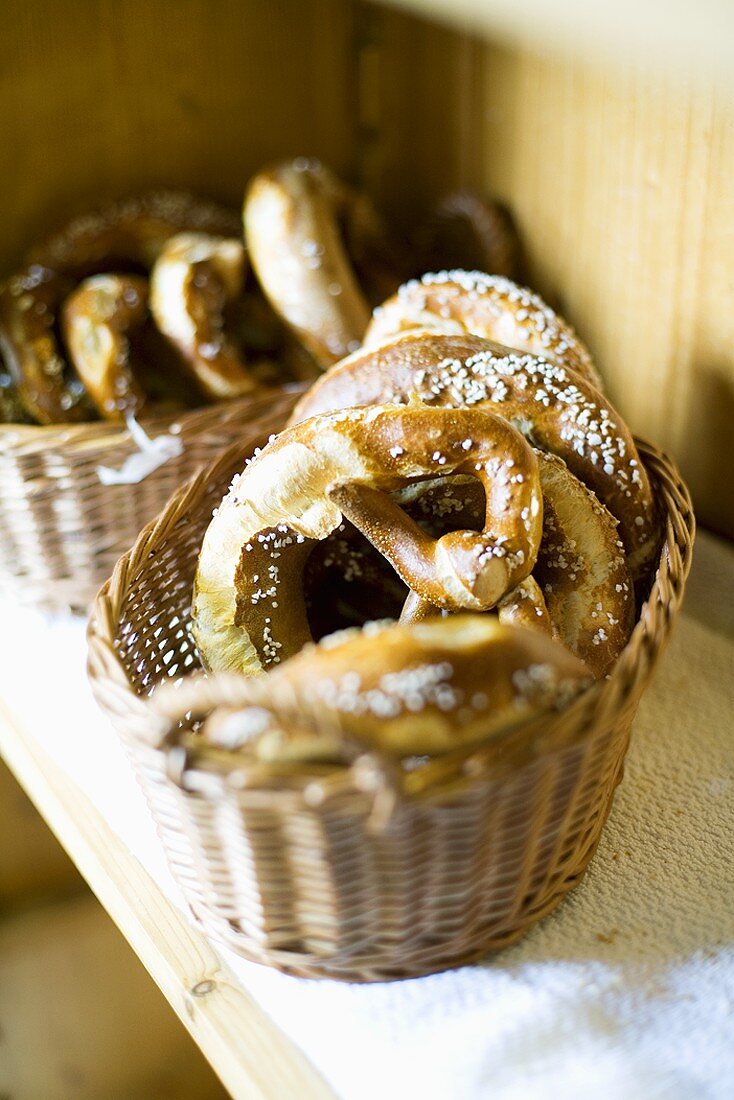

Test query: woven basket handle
[148,673,407,829]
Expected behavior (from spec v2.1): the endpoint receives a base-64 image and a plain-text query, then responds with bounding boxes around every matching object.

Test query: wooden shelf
[0,703,335,1100]
[0,530,732,1099]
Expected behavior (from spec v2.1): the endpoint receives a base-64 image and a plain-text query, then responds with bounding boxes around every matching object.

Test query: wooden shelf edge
[0,701,336,1100]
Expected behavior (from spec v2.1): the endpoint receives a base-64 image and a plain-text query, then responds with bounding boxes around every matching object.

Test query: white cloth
[1,536,733,1100]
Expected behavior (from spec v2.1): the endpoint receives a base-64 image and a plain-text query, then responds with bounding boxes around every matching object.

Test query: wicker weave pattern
[88,431,694,981]
[0,388,303,611]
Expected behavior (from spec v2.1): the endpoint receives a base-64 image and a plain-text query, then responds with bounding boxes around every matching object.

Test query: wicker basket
[88,432,694,981]
[0,387,303,612]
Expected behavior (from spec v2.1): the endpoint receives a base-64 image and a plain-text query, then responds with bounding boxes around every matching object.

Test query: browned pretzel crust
[0,192,250,423]
[290,332,658,576]
[192,404,543,675]
[298,445,632,678]
[201,616,591,760]
[0,265,92,422]
[366,270,602,389]
[393,450,634,677]
[416,192,526,283]
[27,191,240,273]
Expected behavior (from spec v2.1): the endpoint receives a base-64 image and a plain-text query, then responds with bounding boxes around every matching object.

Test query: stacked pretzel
[191,188,660,762]
[0,191,313,425]
[0,161,521,425]
[2,159,657,761]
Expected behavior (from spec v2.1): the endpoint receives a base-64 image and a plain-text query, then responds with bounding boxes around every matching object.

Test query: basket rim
[87,429,696,810]
[0,382,307,457]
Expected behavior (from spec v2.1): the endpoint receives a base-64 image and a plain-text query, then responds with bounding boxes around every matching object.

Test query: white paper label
[97,415,184,486]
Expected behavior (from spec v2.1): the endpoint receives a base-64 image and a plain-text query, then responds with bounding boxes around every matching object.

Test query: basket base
[185,808,614,983]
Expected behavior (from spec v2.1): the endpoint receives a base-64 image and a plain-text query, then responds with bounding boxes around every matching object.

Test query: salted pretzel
[61,275,149,420]
[297,443,632,678]
[0,264,93,423]
[534,452,633,672]
[200,616,591,760]
[366,270,602,389]
[192,404,543,676]
[0,192,255,424]
[289,332,658,577]
[392,451,634,677]
[244,159,403,371]
[28,190,240,272]
[149,232,260,401]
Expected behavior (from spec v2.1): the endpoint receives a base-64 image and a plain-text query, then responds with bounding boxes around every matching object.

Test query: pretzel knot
[290,330,659,578]
[192,404,543,676]
[0,192,270,424]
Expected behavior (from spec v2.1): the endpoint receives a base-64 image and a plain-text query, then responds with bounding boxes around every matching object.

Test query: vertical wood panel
[368,0,734,88]
[473,48,734,535]
[0,0,357,269]
[354,4,483,225]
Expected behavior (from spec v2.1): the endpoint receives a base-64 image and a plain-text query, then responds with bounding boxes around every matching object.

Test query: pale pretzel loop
[289,331,658,578]
[150,232,260,400]
[244,159,400,370]
[366,270,602,389]
[192,404,543,677]
[62,274,149,420]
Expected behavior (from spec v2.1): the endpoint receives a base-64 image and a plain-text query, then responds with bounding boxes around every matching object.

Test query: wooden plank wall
[368,0,734,88]
[360,7,734,535]
[471,48,734,538]
[353,5,481,219]
[0,0,357,269]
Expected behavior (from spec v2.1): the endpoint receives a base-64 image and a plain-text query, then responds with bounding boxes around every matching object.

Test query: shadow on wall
[684,363,734,540]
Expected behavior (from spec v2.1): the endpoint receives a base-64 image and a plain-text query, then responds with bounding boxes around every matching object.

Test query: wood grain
[0,0,357,269]
[354,9,734,534]
[0,704,336,1100]
[354,4,483,222]
[467,49,734,536]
